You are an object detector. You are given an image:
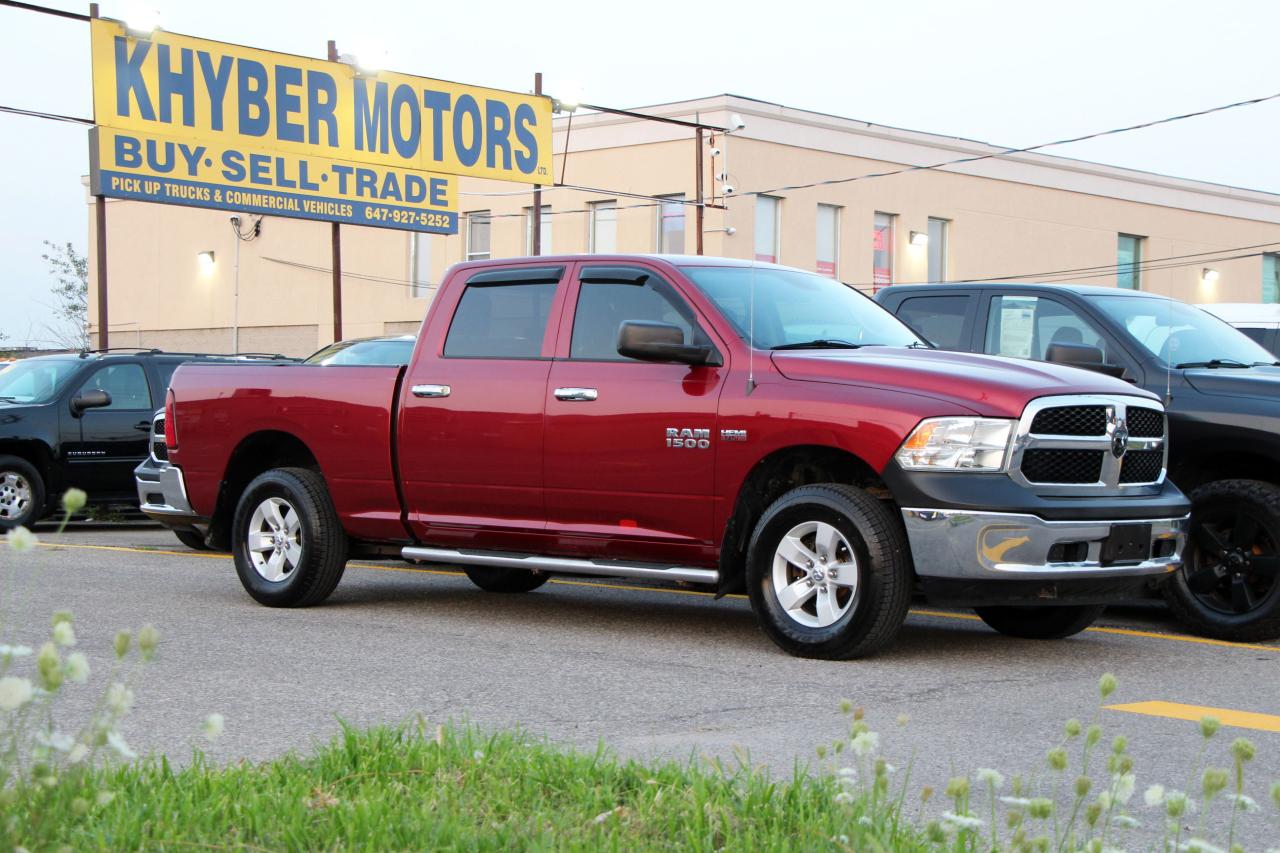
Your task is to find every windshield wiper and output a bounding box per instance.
[771,339,868,351]
[0,396,17,402]
[1173,358,1253,369]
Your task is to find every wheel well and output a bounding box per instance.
[0,441,54,502]
[718,445,889,594]
[208,431,319,550]
[1172,451,1280,493]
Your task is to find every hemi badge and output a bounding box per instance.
[721,429,748,442]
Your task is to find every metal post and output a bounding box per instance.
[232,224,241,354]
[531,72,542,257]
[328,39,343,342]
[89,3,107,349]
[695,127,705,256]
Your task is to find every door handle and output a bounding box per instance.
[554,387,598,402]
[134,422,152,432]
[411,384,451,398]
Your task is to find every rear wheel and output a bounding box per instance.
[0,456,43,531]
[1163,479,1280,641]
[746,483,912,660]
[232,468,348,607]
[974,604,1104,639]
[463,566,549,593]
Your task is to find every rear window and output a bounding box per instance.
[896,295,970,350]
[443,282,558,359]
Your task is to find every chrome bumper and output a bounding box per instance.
[901,508,1187,581]
[136,463,203,526]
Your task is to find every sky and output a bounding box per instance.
[2,0,1279,343]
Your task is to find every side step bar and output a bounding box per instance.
[400,546,719,586]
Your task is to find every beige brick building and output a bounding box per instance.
[86,94,1280,356]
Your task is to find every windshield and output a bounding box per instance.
[1088,295,1276,368]
[0,358,81,404]
[304,338,415,366]
[680,266,922,350]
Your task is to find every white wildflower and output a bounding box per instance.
[1097,791,1113,809]
[65,652,90,683]
[1226,793,1260,813]
[857,816,872,827]
[35,730,75,752]
[849,730,880,757]
[837,766,857,778]
[1114,772,1136,804]
[1114,815,1141,828]
[976,768,1005,790]
[67,743,89,764]
[834,791,855,804]
[472,750,484,761]
[200,713,225,742]
[95,791,114,807]
[999,796,1031,808]
[52,621,76,647]
[0,644,32,659]
[6,526,37,552]
[941,811,985,832]
[106,731,137,760]
[105,682,134,715]
[0,676,34,710]
[1143,784,1165,807]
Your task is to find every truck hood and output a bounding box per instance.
[1183,365,1280,401]
[770,347,1157,418]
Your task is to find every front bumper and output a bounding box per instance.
[135,458,206,530]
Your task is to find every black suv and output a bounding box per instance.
[0,349,290,529]
[876,282,1280,641]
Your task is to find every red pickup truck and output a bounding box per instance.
[144,256,1189,659]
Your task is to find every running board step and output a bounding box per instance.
[400,546,719,586]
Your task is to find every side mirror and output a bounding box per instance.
[70,389,112,416]
[617,321,719,366]
[1045,342,1126,379]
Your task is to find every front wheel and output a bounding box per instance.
[974,604,1104,639]
[746,483,912,660]
[0,455,43,531]
[1162,479,1280,641]
[232,467,348,607]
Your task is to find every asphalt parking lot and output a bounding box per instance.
[14,522,1280,846]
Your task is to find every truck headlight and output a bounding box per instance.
[895,417,1014,472]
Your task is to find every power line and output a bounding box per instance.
[955,240,1280,285]
[0,104,92,125]
[0,1,90,22]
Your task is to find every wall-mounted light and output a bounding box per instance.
[910,231,929,247]
[703,226,737,235]
[197,251,216,275]
[337,52,381,78]
[1201,268,1220,283]
[728,113,746,132]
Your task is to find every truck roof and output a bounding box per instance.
[881,282,1154,298]
[450,254,795,272]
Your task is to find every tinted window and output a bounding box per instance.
[443,282,557,358]
[570,277,697,361]
[897,295,970,350]
[305,339,415,366]
[77,364,151,410]
[0,358,80,404]
[154,360,181,395]
[1238,327,1268,346]
[984,295,1107,361]
[1088,294,1275,367]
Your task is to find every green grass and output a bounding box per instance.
[1,723,931,852]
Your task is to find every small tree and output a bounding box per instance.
[40,240,89,351]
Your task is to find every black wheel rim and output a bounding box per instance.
[1184,508,1280,616]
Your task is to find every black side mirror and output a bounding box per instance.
[70,389,112,416]
[1045,342,1126,379]
[617,321,719,366]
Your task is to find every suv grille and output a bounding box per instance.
[1030,405,1107,436]
[1126,407,1164,438]
[151,416,168,462]
[1021,449,1104,484]
[1120,450,1163,484]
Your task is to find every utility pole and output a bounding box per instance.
[530,72,543,257]
[327,39,343,342]
[695,125,705,256]
[90,2,108,348]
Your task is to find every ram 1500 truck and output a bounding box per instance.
[144,257,1189,659]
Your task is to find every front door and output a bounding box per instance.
[397,264,568,551]
[543,264,728,564]
[62,362,154,498]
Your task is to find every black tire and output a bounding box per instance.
[463,566,549,593]
[231,467,348,607]
[0,455,44,531]
[746,483,912,660]
[974,604,1104,639]
[1162,479,1280,642]
[173,529,211,551]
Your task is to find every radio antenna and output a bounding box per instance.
[747,262,757,395]
[1164,292,1174,405]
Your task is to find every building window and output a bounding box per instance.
[873,212,895,288]
[410,233,432,298]
[1118,233,1143,290]
[657,194,685,254]
[815,204,840,277]
[524,205,552,256]
[589,200,616,253]
[927,217,949,283]
[1264,253,1279,304]
[466,211,491,261]
[754,196,780,263]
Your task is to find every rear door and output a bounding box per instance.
[62,361,155,497]
[397,264,568,549]
[542,263,729,563]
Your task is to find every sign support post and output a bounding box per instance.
[531,72,542,256]
[89,2,108,349]
[327,39,343,343]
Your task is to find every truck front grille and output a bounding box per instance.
[1029,405,1107,436]
[151,415,168,462]
[1126,407,1164,438]
[1119,450,1163,484]
[1021,449,1104,484]
[1013,396,1167,493]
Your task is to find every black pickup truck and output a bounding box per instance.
[0,349,290,529]
[876,282,1280,641]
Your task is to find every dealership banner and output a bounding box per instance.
[89,19,554,233]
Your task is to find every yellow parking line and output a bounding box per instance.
[1106,701,1280,733]
[33,540,1280,653]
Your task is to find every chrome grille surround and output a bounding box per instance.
[149,411,168,464]
[1010,395,1166,494]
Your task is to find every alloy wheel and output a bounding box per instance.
[0,472,32,523]
[770,520,859,628]
[1184,510,1280,615]
[246,496,303,582]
